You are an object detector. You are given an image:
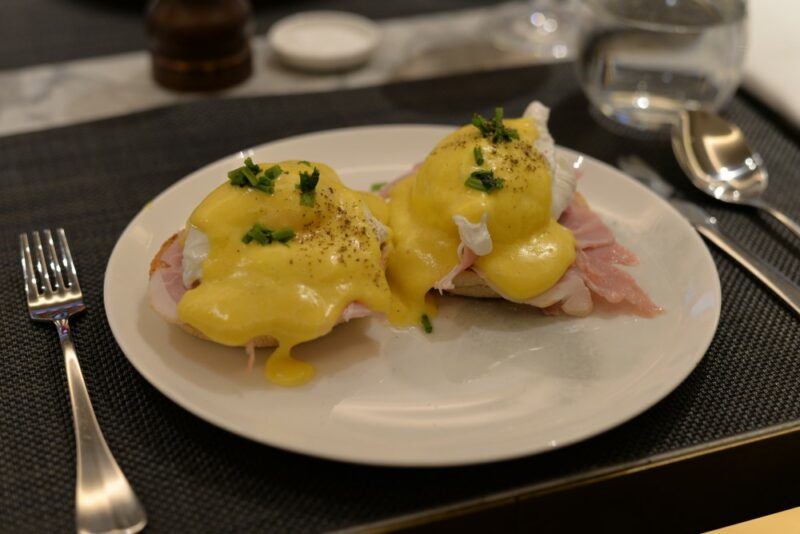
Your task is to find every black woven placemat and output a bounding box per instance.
[0,0,498,70]
[1,63,798,532]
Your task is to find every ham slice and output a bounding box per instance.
[524,266,593,316]
[575,248,661,316]
[559,194,639,266]
[559,194,616,249]
[463,194,660,317]
[148,232,187,324]
[554,194,660,317]
[583,242,638,267]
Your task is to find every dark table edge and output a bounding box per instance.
[342,419,800,532]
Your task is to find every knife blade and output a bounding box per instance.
[618,156,800,316]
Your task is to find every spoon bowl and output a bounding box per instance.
[671,109,800,239]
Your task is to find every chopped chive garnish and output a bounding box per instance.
[262,165,283,181]
[299,160,312,167]
[297,167,320,206]
[242,223,272,245]
[421,314,433,334]
[299,168,320,191]
[243,157,260,174]
[253,179,275,194]
[473,146,484,165]
[471,107,519,143]
[229,162,283,194]
[242,223,294,245]
[271,227,295,244]
[465,169,504,193]
[370,181,387,192]
[464,176,486,190]
[241,166,259,186]
[228,168,247,186]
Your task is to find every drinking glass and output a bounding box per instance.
[576,0,747,131]
[490,0,579,60]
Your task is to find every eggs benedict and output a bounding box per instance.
[384,101,659,329]
[148,160,392,386]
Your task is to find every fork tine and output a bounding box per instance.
[19,234,40,301]
[56,228,81,292]
[43,229,66,292]
[31,231,53,297]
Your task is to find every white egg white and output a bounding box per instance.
[453,213,492,256]
[182,226,210,288]
[522,100,577,218]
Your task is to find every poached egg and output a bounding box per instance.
[385,102,577,326]
[176,161,392,386]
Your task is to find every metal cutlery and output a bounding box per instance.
[671,109,800,240]
[19,229,147,534]
[618,156,800,316]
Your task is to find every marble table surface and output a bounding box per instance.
[0,2,560,138]
[0,1,792,139]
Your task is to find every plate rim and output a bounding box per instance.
[104,124,721,466]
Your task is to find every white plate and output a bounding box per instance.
[104,125,720,467]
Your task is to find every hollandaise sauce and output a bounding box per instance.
[386,115,576,325]
[177,161,392,386]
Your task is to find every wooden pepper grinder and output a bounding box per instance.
[147,0,253,91]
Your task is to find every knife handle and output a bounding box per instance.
[695,225,800,316]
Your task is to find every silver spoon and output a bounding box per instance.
[671,109,800,240]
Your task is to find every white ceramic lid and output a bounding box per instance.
[267,11,380,72]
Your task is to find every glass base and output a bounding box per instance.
[584,89,702,136]
[587,105,673,140]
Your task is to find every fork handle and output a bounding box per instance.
[55,318,147,534]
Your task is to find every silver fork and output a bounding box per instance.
[20,229,147,534]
